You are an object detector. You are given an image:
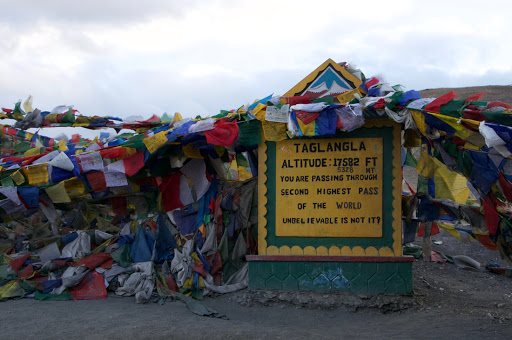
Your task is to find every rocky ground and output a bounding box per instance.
[1,230,511,339]
[419,85,512,103]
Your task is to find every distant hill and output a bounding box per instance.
[419,85,512,104]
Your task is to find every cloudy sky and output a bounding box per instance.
[1,0,511,125]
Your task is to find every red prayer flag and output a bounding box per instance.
[424,91,458,113]
[86,171,107,192]
[100,147,127,159]
[487,101,512,110]
[70,271,107,300]
[204,119,239,146]
[110,196,127,217]
[483,196,500,236]
[18,264,34,278]
[159,172,182,212]
[417,222,440,237]
[167,274,179,292]
[74,253,112,270]
[286,95,311,105]
[71,134,80,143]
[476,234,498,250]
[294,111,320,125]
[365,77,379,89]
[9,253,31,272]
[464,93,486,103]
[123,151,145,177]
[498,173,512,202]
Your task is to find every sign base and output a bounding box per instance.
[247,255,413,294]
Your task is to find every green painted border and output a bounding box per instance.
[264,126,395,249]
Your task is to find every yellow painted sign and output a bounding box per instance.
[275,138,383,238]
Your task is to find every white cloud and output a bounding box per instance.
[0,0,511,121]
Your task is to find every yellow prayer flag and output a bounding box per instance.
[45,113,59,123]
[84,210,98,224]
[463,142,480,151]
[336,88,365,104]
[433,158,470,204]
[44,181,71,203]
[416,150,437,178]
[23,96,33,113]
[428,113,472,140]
[262,121,287,142]
[131,183,140,193]
[437,222,462,241]
[214,145,226,158]
[183,144,203,159]
[24,147,42,157]
[252,103,266,116]
[403,129,422,148]
[64,178,86,198]
[23,164,49,186]
[296,119,316,136]
[255,109,266,122]
[124,147,137,158]
[172,112,183,126]
[0,280,24,299]
[74,116,91,126]
[58,139,67,151]
[228,159,239,180]
[10,170,26,185]
[238,168,252,181]
[410,110,428,136]
[460,118,480,130]
[143,131,168,154]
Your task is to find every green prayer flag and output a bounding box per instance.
[404,149,418,168]
[238,119,262,146]
[417,175,429,194]
[14,141,30,153]
[439,100,466,118]
[1,176,14,187]
[35,291,72,301]
[111,243,132,268]
[311,97,335,105]
[62,109,76,123]
[483,111,512,125]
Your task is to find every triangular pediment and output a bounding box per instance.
[284,59,362,98]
